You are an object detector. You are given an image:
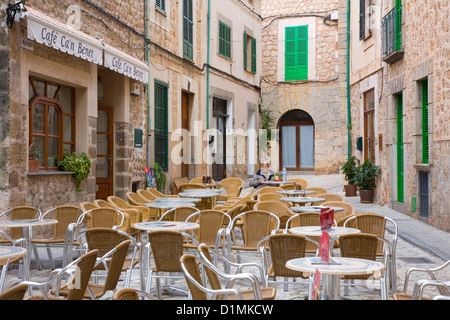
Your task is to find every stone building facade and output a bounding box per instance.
[260,0,349,174]
[349,0,450,231]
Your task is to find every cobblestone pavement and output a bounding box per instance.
[3,174,449,300]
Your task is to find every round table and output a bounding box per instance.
[280,196,326,206]
[285,257,386,300]
[133,221,200,232]
[0,246,27,261]
[155,197,201,203]
[289,226,360,237]
[290,205,345,213]
[277,190,316,197]
[145,202,196,209]
[178,190,221,209]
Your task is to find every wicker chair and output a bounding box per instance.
[24,249,99,300]
[254,201,295,230]
[108,195,156,222]
[137,189,157,201]
[184,210,231,251]
[258,233,313,292]
[181,253,276,300]
[78,207,125,231]
[312,193,345,205]
[0,283,28,300]
[321,201,356,227]
[225,210,280,263]
[258,186,283,195]
[190,177,216,184]
[339,233,389,299]
[158,206,200,222]
[179,183,209,192]
[56,240,131,300]
[393,260,450,300]
[285,212,323,254]
[218,177,244,201]
[31,205,84,269]
[77,227,141,289]
[125,192,151,206]
[145,230,198,299]
[79,202,98,212]
[258,193,284,202]
[112,288,157,300]
[93,200,138,235]
[146,188,180,198]
[288,178,308,190]
[305,187,328,195]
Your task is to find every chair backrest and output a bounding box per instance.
[0,206,41,239]
[258,193,283,202]
[321,201,356,226]
[42,206,83,241]
[65,249,99,300]
[258,186,283,195]
[196,246,223,292]
[179,183,208,192]
[0,283,28,300]
[339,233,378,261]
[187,210,231,245]
[94,199,114,208]
[344,213,387,254]
[160,207,199,222]
[84,227,122,256]
[254,201,294,228]
[147,231,184,273]
[81,208,124,229]
[112,288,140,300]
[287,178,308,190]
[125,192,148,206]
[100,240,131,293]
[284,213,321,253]
[173,177,190,195]
[233,210,280,248]
[268,234,307,278]
[79,202,98,212]
[107,196,129,209]
[316,193,345,202]
[190,177,216,184]
[180,254,209,300]
[137,189,156,201]
[223,204,244,221]
[220,178,243,197]
[305,187,328,195]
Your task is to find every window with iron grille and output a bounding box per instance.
[285,25,308,81]
[382,0,403,63]
[183,0,194,60]
[219,21,231,59]
[156,0,165,13]
[154,81,168,171]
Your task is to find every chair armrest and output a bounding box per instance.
[412,279,450,300]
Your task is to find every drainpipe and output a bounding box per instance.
[206,0,211,130]
[346,0,352,158]
[146,0,152,167]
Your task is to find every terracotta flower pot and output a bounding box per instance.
[359,189,375,203]
[344,184,357,197]
[28,159,40,172]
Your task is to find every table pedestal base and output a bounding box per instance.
[321,274,341,300]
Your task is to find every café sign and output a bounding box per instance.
[104,45,149,84]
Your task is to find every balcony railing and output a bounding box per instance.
[382,6,404,64]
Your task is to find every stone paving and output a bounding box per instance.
[3,174,449,300]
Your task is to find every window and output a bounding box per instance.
[29,77,75,170]
[359,0,373,40]
[421,79,429,164]
[397,93,404,203]
[285,25,308,81]
[155,0,166,13]
[364,89,375,163]
[243,31,256,73]
[219,21,231,59]
[183,0,193,60]
[154,81,168,172]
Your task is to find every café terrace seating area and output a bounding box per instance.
[0,176,448,301]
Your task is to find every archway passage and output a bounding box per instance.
[279,109,315,171]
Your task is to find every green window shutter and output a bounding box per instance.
[422,79,429,164]
[285,26,308,81]
[219,21,231,58]
[359,0,366,40]
[397,93,404,203]
[183,0,194,60]
[243,31,247,69]
[251,37,257,73]
[156,0,165,13]
[395,1,402,50]
[154,82,168,171]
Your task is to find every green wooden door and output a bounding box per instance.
[397,93,404,203]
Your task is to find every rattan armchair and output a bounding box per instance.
[258,186,283,195]
[147,188,180,198]
[145,230,199,299]
[112,288,157,300]
[305,187,328,195]
[254,201,295,230]
[225,210,280,263]
[288,178,308,190]
[78,207,125,231]
[93,200,138,234]
[258,193,284,202]
[284,213,324,255]
[31,206,83,269]
[322,201,356,227]
[23,249,99,300]
[190,177,216,184]
[181,253,276,300]
[312,193,345,205]
[108,195,156,222]
[179,183,209,192]
[137,188,157,201]
[393,260,450,300]
[339,233,390,299]
[257,233,314,292]
[218,177,244,201]
[125,192,151,206]
[57,240,131,300]
[0,283,28,300]
[158,206,200,222]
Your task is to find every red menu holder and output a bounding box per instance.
[320,207,334,230]
[312,269,321,300]
[319,231,330,263]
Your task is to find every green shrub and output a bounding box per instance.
[58,151,91,192]
[355,159,381,190]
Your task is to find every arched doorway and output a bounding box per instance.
[279,109,315,171]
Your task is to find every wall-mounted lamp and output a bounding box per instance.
[130,82,140,97]
[6,0,26,29]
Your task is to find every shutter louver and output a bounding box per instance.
[154,82,168,171]
[397,93,404,203]
[243,31,247,69]
[359,0,366,40]
[251,37,257,73]
[285,26,308,81]
[422,79,429,164]
[183,0,193,60]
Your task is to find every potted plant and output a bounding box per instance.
[341,156,358,196]
[58,151,91,192]
[153,163,166,193]
[355,159,381,203]
[28,144,41,172]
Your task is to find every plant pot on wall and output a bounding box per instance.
[28,159,40,172]
[359,189,375,203]
[344,184,357,197]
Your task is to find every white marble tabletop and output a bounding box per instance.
[280,197,326,204]
[277,190,316,196]
[0,219,58,228]
[155,197,201,203]
[0,246,27,260]
[178,190,221,198]
[145,202,196,209]
[290,205,345,213]
[133,221,200,232]
[288,226,360,237]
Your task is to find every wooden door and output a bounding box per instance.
[96,107,114,200]
[181,92,190,178]
[279,123,314,171]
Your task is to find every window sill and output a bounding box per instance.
[413,163,432,172]
[28,171,75,176]
[218,53,232,62]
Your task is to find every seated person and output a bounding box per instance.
[249,161,276,190]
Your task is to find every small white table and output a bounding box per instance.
[155,197,201,203]
[290,205,345,213]
[289,226,360,238]
[286,257,386,300]
[277,190,316,197]
[281,196,326,206]
[178,190,221,209]
[0,246,29,294]
[133,221,200,233]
